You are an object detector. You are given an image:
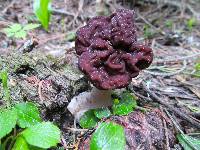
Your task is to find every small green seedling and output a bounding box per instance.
[2,23,40,39]
[165,20,173,29]
[0,69,10,107]
[143,24,154,39]
[187,18,197,31]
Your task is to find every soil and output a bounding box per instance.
[0,0,200,149]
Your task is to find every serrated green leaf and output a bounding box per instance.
[79,110,99,129]
[3,28,13,34]
[3,28,15,38]
[33,0,51,30]
[14,30,27,39]
[15,102,42,128]
[177,133,200,150]
[112,92,137,115]
[2,24,22,38]
[8,24,22,33]
[23,23,40,31]
[90,122,125,150]
[12,136,29,150]
[22,122,60,148]
[94,108,111,119]
[7,32,15,37]
[0,108,17,139]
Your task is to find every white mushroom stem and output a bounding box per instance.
[67,87,112,120]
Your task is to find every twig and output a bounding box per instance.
[65,127,88,132]
[164,108,184,134]
[160,106,170,150]
[38,34,66,46]
[38,80,45,102]
[61,135,68,150]
[51,8,75,17]
[67,0,84,27]
[176,76,200,88]
[161,0,200,19]
[154,52,200,64]
[2,0,17,14]
[191,112,200,118]
[144,60,187,76]
[0,21,11,28]
[142,81,200,129]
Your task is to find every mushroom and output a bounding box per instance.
[67,9,153,120]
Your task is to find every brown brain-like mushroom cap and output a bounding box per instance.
[75,9,153,90]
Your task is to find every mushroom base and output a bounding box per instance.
[67,87,112,120]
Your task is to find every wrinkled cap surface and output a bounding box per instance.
[75,9,153,90]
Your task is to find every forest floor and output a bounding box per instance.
[0,0,200,149]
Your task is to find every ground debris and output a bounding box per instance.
[79,109,176,150]
[0,49,90,122]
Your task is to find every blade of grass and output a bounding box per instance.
[1,69,11,107]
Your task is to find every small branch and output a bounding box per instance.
[61,135,68,150]
[164,108,184,134]
[2,0,17,14]
[65,127,88,132]
[51,8,75,17]
[144,60,187,76]
[160,106,170,150]
[154,52,200,64]
[190,112,200,118]
[142,81,200,129]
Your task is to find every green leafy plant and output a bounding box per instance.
[2,23,40,39]
[79,92,138,149]
[177,133,200,150]
[90,122,126,150]
[79,107,111,129]
[79,92,137,129]
[33,0,51,31]
[0,102,61,150]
